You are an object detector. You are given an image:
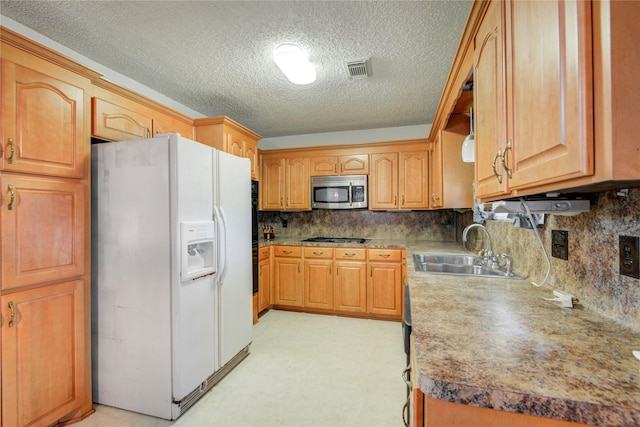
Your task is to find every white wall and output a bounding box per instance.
[258,124,432,150]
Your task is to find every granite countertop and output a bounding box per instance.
[405,243,640,426]
[259,237,640,425]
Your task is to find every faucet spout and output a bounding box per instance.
[462,223,492,254]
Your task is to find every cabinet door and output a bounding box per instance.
[339,154,369,175]
[474,0,510,199]
[225,133,245,158]
[334,261,367,313]
[399,151,429,209]
[273,257,303,307]
[244,141,259,181]
[367,262,402,317]
[258,258,271,312]
[92,97,153,141]
[310,156,338,176]
[260,158,284,210]
[1,175,85,290]
[304,259,333,309]
[2,279,86,427]
[285,157,310,210]
[369,153,398,210]
[1,60,86,178]
[506,0,593,189]
[152,114,193,139]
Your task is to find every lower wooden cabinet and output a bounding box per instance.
[273,246,303,307]
[1,279,86,427]
[303,247,334,310]
[269,245,403,319]
[258,254,272,313]
[334,248,367,313]
[367,249,403,317]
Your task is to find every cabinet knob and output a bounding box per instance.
[7,138,15,164]
[492,149,503,184]
[8,301,15,328]
[7,184,15,211]
[501,140,513,179]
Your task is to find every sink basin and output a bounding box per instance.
[412,253,523,279]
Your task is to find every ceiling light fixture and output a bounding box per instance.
[273,44,316,85]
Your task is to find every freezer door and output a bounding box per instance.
[214,150,253,368]
[172,136,218,400]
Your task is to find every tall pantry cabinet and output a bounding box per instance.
[0,29,94,426]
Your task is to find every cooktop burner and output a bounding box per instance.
[302,237,370,244]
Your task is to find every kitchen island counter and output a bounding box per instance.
[405,242,640,426]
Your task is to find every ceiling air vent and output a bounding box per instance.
[345,58,370,79]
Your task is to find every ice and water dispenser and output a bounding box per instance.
[180,221,216,282]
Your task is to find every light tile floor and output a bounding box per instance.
[76,310,406,427]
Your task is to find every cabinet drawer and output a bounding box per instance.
[303,247,334,259]
[368,249,402,262]
[274,246,303,258]
[259,246,271,261]
[335,248,366,261]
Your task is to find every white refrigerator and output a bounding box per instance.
[91,133,253,420]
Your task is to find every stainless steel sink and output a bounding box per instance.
[412,253,523,279]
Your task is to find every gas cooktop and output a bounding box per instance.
[302,237,370,244]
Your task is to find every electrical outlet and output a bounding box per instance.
[551,230,568,260]
[282,219,288,228]
[619,235,639,279]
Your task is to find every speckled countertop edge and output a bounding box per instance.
[405,245,640,426]
[259,237,640,426]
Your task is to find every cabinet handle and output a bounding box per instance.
[370,266,373,277]
[335,164,337,173]
[283,250,293,254]
[394,195,397,206]
[298,262,300,273]
[492,149,503,184]
[336,266,339,276]
[501,140,513,179]
[344,253,356,257]
[7,138,15,164]
[8,301,15,328]
[402,195,405,206]
[286,196,289,207]
[378,253,391,258]
[7,184,15,210]
[313,251,324,256]
[431,192,440,205]
[280,197,283,208]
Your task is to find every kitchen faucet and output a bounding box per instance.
[462,223,493,256]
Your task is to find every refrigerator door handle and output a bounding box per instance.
[217,206,229,285]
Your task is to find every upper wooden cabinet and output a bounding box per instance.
[309,154,369,176]
[260,156,310,211]
[91,88,194,143]
[369,153,398,210]
[194,116,261,180]
[504,0,593,190]
[92,97,153,141]
[370,150,430,210]
[1,58,87,179]
[431,115,474,209]
[399,151,430,210]
[475,0,594,199]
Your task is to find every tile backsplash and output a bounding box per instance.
[258,209,458,241]
[482,189,640,332]
[259,188,639,331]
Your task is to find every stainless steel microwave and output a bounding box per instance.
[311,175,367,209]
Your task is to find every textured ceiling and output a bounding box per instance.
[0,1,472,138]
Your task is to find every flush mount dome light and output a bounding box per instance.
[273,44,316,85]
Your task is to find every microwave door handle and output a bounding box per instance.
[349,182,353,207]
